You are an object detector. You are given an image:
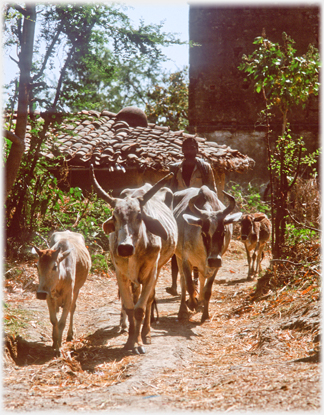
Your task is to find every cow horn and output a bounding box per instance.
[139,172,174,206]
[188,194,205,219]
[221,191,236,217]
[90,164,117,207]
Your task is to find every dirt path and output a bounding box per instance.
[3,241,321,412]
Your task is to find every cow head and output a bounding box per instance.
[90,165,173,257]
[32,246,72,299]
[240,213,267,241]
[183,190,242,268]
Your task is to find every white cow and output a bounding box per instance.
[173,186,242,323]
[91,166,177,354]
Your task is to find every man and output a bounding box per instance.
[167,136,217,296]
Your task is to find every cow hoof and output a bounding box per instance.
[166,287,178,296]
[186,299,198,312]
[134,345,146,355]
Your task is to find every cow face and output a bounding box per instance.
[32,247,72,299]
[183,211,241,268]
[240,213,267,241]
[103,197,167,258]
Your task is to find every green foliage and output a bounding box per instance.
[5,116,112,274]
[3,3,185,113]
[239,33,320,118]
[227,181,270,215]
[238,33,320,258]
[285,224,317,245]
[145,68,189,131]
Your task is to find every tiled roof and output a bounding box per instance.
[5,108,255,174]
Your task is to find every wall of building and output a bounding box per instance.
[188,5,320,187]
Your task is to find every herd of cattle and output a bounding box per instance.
[32,169,271,355]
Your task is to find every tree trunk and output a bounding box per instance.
[5,4,36,200]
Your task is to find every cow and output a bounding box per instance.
[32,231,91,353]
[173,186,242,323]
[240,213,271,279]
[90,165,177,354]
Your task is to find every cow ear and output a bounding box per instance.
[224,212,242,225]
[143,216,168,240]
[58,248,72,263]
[183,214,203,227]
[253,213,267,222]
[32,246,41,256]
[103,217,115,234]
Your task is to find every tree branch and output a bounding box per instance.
[32,22,64,83]
[12,5,28,16]
[286,209,321,233]
[3,130,25,150]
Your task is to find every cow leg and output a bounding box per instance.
[57,295,72,349]
[177,257,190,320]
[47,297,59,352]
[141,295,154,345]
[66,289,80,342]
[134,271,158,352]
[255,242,265,274]
[166,254,178,296]
[201,270,218,323]
[245,243,253,279]
[124,308,136,350]
[197,272,205,304]
[184,262,198,312]
[119,304,128,333]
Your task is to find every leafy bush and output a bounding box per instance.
[227,181,271,215]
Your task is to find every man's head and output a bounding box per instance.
[182,137,198,161]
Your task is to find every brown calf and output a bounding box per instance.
[240,213,271,279]
[32,231,91,352]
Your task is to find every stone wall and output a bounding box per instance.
[188,5,320,187]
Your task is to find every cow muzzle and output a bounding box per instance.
[118,244,135,257]
[36,291,48,300]
[241,235,247,241]
[208,257,222,268]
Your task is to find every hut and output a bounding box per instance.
[7,106,255,199]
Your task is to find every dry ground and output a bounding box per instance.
[3,240,321,412]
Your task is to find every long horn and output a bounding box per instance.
[188,194,205,219]
[139,172,174,206]
[90,164,117,207]
[222,191,236,217]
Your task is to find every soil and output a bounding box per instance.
[3,240,321,412]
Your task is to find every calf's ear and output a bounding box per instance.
[224,212,242,224]
[183,213,203,227]
[253,213,267,222]
[32,246,41,256]
[103,217,115,234]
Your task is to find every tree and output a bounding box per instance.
[3,3,185,199]
[145,68,189,131]
[239,33,320,259]
[3,4,36,200]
